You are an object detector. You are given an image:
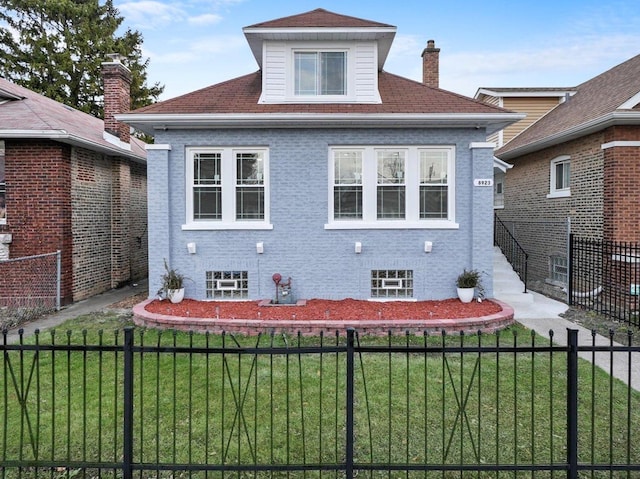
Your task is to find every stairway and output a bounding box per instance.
[493,246,534,305]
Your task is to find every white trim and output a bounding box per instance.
[324,221,459,230]
[493,157,513,172]
[469,142,496,149]
[475,88,576,99]
[146,143,172,150]
[326,145,457,229]
[118,112,526,137]
[182,222,273,231]
[601,141,640,150]
[619,90,640,110]
[102,131,131,151]
[0,129,145,161]
[548,154,571,198]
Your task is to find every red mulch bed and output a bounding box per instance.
[145,298,502,321]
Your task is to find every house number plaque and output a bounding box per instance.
[473,179,493,187]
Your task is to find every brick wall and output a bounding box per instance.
[71,149,149,301]
[602,126,640,242]
[498,132,604,284]
[0,140,74,304]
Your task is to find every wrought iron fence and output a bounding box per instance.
[0,251,61,329]
[2,327,640,478]
[494,213,528,292]
[569,234,640,327]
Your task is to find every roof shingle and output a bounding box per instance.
[245,8,394,29]
[131,70,508,116]
[497,53,640,158]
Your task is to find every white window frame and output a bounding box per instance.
[547,155,571,198]
[184,147,272,230]
[286,43,354,102]
[326,145,458,229]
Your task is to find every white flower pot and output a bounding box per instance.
[456,287,475,303]
[167,288,185,304]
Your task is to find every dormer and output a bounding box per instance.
[243,8,396,105]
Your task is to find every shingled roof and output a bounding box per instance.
[497,53,640,160]
[0,78,146,161]
[131,70,510,116]
[244,8,394,29]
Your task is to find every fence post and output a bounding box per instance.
[56,250,61,311]
[123,327,134,479]
[346,329,355,479]
[567,329,578,479]
[568,235,574,306]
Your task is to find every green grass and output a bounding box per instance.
[2,311,640,479]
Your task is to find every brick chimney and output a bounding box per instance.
[101,54,132,144]
[421,40,440,89]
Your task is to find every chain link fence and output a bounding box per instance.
[0,250,61,329]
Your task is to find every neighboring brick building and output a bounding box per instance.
[0,57,148,304]
[120,8,521,302]
[492,53,640,293]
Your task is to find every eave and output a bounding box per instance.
[0,129,146,163]
[243,27,397,70]
[117,112,525,137]
[498,111,640,161]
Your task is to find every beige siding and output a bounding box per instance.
[503,97,561,143]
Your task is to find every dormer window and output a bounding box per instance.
[294,51,346,96]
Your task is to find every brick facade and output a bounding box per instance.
[101,61,132,143]
[1,139,148,304]
[497,132,605,285]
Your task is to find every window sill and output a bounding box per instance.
[182,222,274,231]
[324,220,459,230]
[546,190,570,199]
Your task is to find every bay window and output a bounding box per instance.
[328,146,456,229]
[185,147,271,230]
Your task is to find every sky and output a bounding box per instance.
[113,0,640,101]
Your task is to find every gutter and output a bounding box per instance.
[498,111,640,160]
[0,129,146,163]
[117,112,525,136]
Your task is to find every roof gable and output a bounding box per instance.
[244,8,394,29]
[497,53,640,159]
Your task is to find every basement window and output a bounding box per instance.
[371,270,414,298]
[549,256,568,286]
[206,271,248,299]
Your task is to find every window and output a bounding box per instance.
[333,150,362,219]
[548,155,570,198]
[549,256,568,285]
[328,146,456,229]
[371,270,413,298]
[185,147,271,230]
[206,271,248,299]
[294,51,346,96]
[377,150,406,219]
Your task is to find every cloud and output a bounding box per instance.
[118,1,186,28]
[188,13,223,26]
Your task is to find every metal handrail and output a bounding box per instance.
[494,213,529,293]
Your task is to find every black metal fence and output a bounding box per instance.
[569,234,640,327]
[2,327,640,478]
[494,214,528,292]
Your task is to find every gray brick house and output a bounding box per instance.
[121,8,521,302]
[493,53,640,293]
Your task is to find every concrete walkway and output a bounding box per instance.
[493,247,640,390]
[3,280,147,345]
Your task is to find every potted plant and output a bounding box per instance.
[456,269,480,303]
[158,259,187,304]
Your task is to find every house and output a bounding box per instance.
[491,53,640,293]
[0,56,148,305]
[474,88,577,209]
[120,8,521,302]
